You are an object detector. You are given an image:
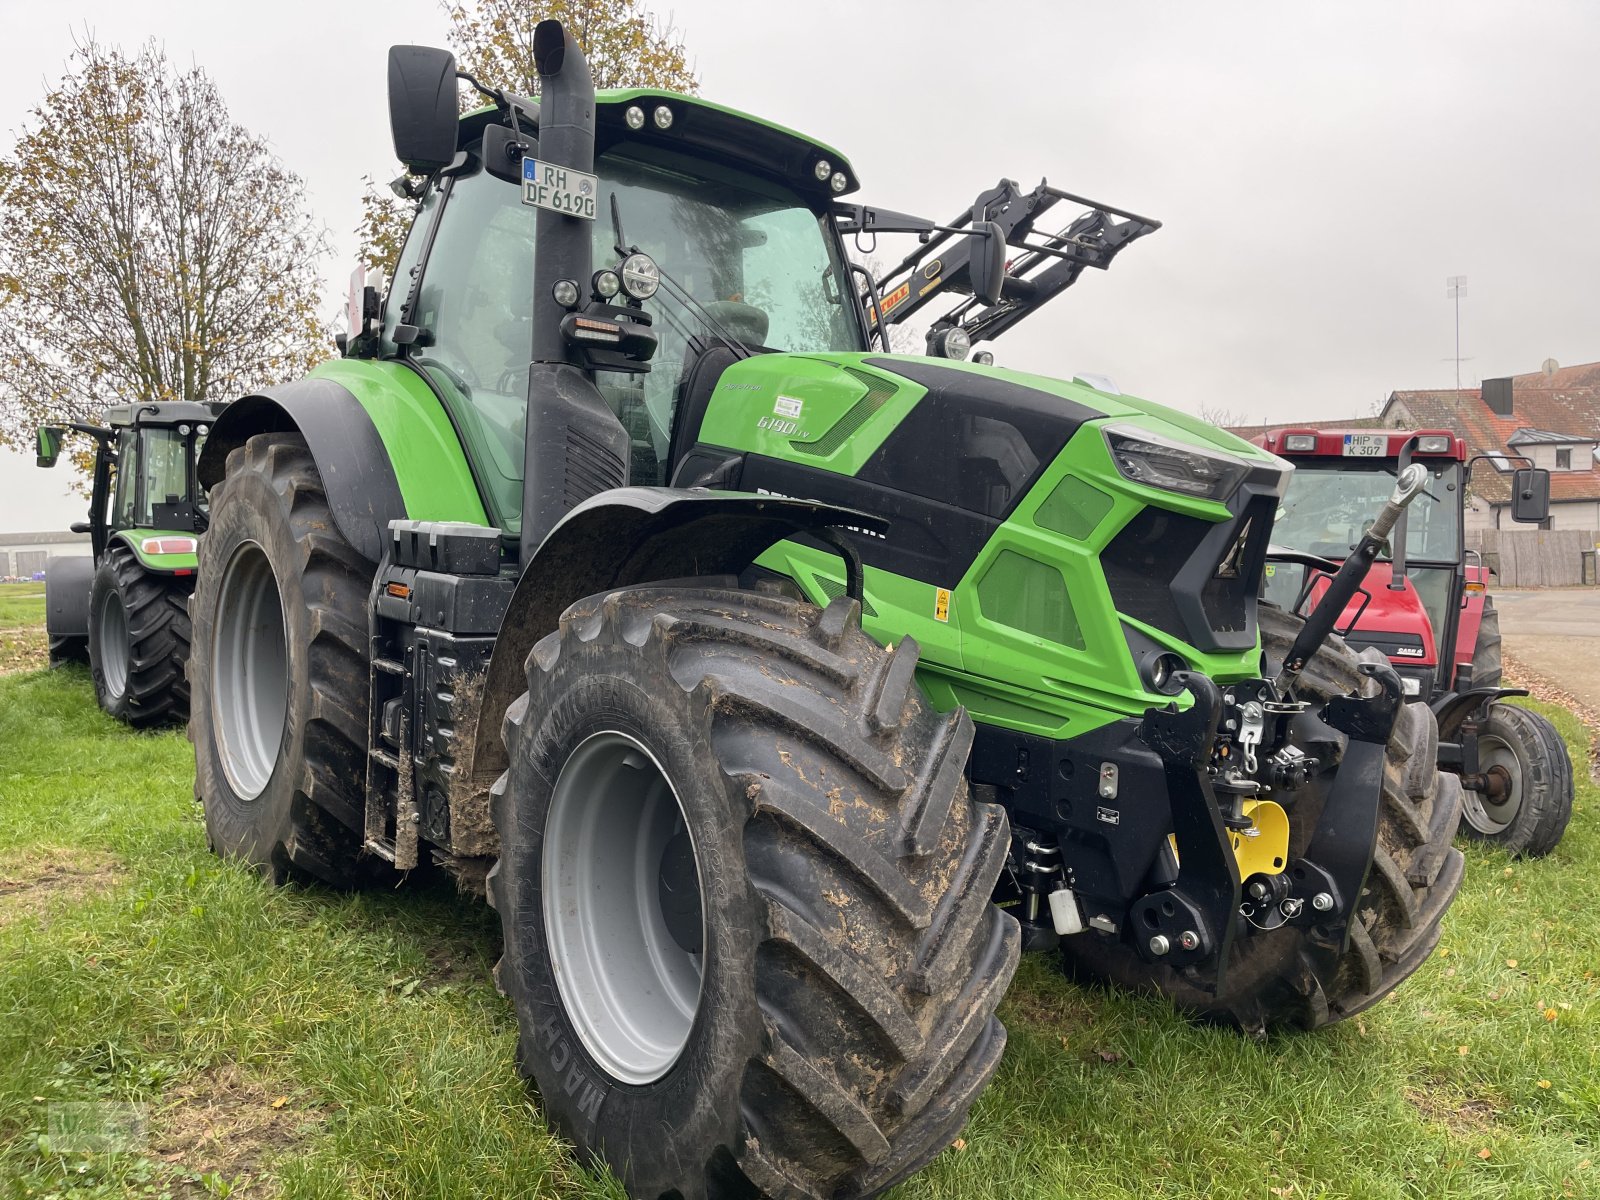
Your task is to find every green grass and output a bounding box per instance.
[0,582,48,674]
[0,672,1594,1199]
[0,581,47,630]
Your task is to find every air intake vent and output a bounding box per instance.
[790,369,897,458]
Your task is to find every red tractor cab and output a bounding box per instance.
[1254,427,1572,856]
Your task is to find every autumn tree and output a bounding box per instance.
[357,0,698,274]
[0,39,329,456]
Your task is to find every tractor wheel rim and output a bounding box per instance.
[211,541,288,801]
[543,730,706,1085]
[1464,731,1522,833]
[95,588,130,700]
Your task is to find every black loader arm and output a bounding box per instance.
[838,178,1161,347]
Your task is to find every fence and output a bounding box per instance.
[1467,528,1600,587]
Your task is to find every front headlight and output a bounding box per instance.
[1103,425,1253,502]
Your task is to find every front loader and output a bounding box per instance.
[187,20,1461,1199]
[34,402,218,724]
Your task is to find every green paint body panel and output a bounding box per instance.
[310,358,490,527]
[111,529,198,574]
[717,354,1282,739]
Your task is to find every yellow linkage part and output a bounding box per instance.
[1231,799,1290,878]
[1168,799,1291,878]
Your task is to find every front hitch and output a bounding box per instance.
[1273,659,1405,968]
[1136,673,1242,993]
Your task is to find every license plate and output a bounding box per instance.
[521,159,597,220]
[1342,433,1387,457]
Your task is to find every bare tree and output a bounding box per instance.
[0,38,329,455]
[1197,403,1253,432]
[357,0,699,275]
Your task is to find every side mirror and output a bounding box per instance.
[968,220,1007,306]
[35,426,64,468]
[1511,467,1550,524]
[481,123,536,185]
[388,45,459,175]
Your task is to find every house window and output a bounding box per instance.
[1557,448,1572,470]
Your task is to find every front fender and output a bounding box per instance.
[469,487,887,777]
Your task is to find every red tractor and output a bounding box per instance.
[1253,428,1573,856]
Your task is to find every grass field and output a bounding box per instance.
[0,667,1594,1199]
[0,582,48,675]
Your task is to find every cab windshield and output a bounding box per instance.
[406,142,863,532]
[1271,459,1462,562]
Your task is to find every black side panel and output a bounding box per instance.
[739,454,997,586]
[197,382,408,564]
[44,554,94,638]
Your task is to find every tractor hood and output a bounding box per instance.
[692,351,1288,504]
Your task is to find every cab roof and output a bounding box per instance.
[460,88,858,202]
[103,401,226,429]
[1253,428,1467,461]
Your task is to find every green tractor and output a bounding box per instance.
[186,21,1461,1199]
[34,403,218,724]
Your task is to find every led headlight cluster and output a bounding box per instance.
[1104,425,1253,503]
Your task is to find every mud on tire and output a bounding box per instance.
[88,544,191,726]
[489,586,1019,1200]
[188,433,374,887]
[1062,606,1464,1034]
[1471,595,1502,689]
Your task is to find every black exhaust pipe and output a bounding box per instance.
[519,19,630,562]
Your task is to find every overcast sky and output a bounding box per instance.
[3,0,1598,532]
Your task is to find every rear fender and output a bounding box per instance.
[109,529,198,574]
[198,383,408,565]
[469,488,888,778]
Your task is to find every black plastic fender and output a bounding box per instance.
[469,487,888,777]
[196,381,407,565]
[44,554,94,638]
[1432,685,1530,741]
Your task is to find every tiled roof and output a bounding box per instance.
[1383,367,1600,503]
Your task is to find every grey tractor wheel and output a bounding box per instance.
[188,433,374,887]
[1061,606,1464,1034]
[1459,702,1573,857]
[489,586,1019,1200]
[1471,596,1502,689]
[87,544,191,726]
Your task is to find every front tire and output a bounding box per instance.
[87,544,191,726]
[188,433,374,886]
[1062,607,1465,1034]
[1459,703,1573,857]
[490,586,1019,1200]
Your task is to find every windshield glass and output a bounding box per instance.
[1271,459,1461,562]
[408,143,861,532]
[595,147,864,482]
[136,428,190,525]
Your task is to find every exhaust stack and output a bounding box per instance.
[519,20,630,563]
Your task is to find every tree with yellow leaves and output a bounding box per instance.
[357,0,698,274]
[0,39,329,457]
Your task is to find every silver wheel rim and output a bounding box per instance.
[95,587,130,700]
[543,731,705,1085]
[211,542,288,801]
[1463,730,1521,834]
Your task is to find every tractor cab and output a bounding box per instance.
[1256,429,1469,697]
[1256,427,1553,700]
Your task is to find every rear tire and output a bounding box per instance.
[188,433,374,887]
[87,544,191,726]
[490,586,1018,1200]
[1061,607,1464,1034]
[1471,596,1502,689]
[1459,703,1573,857]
